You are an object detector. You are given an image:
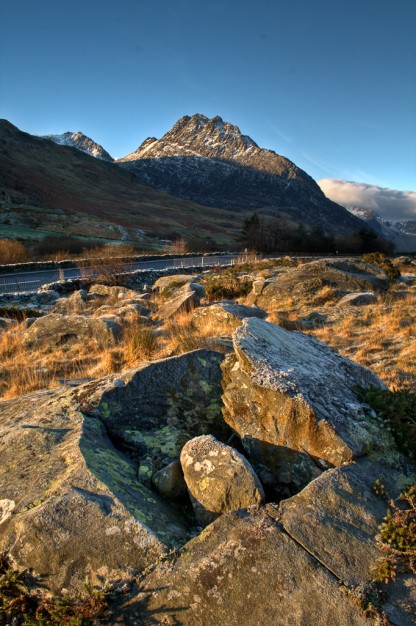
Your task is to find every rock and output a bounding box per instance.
[81,349,227,480]
[251,277,270,295]
[152,461,187,499]
[121,451,415,626]
[253,258,389,310]
[53,289,88,313]
[157,283,202,321]
[34,289,61,305]
[337,292,377,306]
[89,284,137,299]
[180,435,264,525]
[193,301,266,330]
[127,507,370,626]
[279,457,413,585]
[0,387,189,593]
[23,313,122,347]
[222,318,388,495]
[0,317,18,330]
[152,274,199,296]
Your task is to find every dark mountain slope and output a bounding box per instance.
[117,114,364,236]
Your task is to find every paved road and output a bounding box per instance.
[0,255,236,294]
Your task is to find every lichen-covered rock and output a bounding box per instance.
[79,350,227,480]
[152,460,187,499]
[337,292,377,306]
[279,457,413,586]
[222,318,388,495]
[180,435,264,525]
[23,313,122,347]
[193,301,266,330]
[121,452,415,626]
[0,388,189,593]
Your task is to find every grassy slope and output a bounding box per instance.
[0,120,243,244]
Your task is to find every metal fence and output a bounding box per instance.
[0,255,234,294]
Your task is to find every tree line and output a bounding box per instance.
[240,213,394,255]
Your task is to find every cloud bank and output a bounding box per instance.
[318,179,416,221]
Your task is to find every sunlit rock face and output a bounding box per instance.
[221,317,388,497]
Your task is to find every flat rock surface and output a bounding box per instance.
[122,506,370,626]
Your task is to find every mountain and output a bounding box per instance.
[41,131,114,162]
[0,120,242,245]
[346,206,416,252]
[117,114,364,236]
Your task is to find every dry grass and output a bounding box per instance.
[305,290,416,391]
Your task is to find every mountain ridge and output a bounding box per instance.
[41,131,114,162]
[116,113,364,236]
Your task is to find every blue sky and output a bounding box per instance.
[1,0,415,193]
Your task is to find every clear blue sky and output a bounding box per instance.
[1,0,415,191]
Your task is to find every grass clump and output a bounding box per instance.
[203,270,252,302]
[372,485,416,585]
[0,553,112,625]
[359,387,416,460]
[0,306,42,321]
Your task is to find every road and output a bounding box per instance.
[0,255,236,294]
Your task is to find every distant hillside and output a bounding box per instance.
[0,120,242,246]
[117,114,364,236]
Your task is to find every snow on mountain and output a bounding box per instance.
[41,131,113,162]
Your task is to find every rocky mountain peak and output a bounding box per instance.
[41,131,113,162]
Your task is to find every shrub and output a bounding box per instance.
[0,306,42,321]
[372,485,416,584]
[78,245,135,285]
[0,239,29,264]
[203,271,252,302]
[0,552,112,625]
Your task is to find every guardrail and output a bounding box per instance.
[0,255,236,294]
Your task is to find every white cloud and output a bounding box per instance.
[318,179,416,221]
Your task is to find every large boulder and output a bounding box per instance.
[222,318,388,496]
[0,350,226,592]
[23,313,122,347]
[122,453,415,626]
[53,289,88,314]
[252,258,389,310]
[125,507,370,626]
[152,274,200,296]
[180,435,264,525]
[0,388,188,594]
[337,291,377,306]
[193,301,266,331]
[81,350,227,475]
[89,284,138,299]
